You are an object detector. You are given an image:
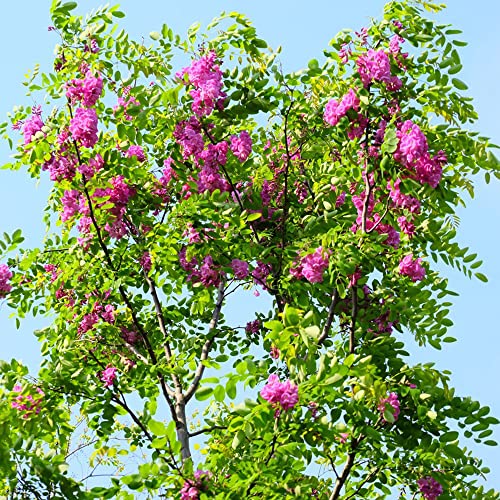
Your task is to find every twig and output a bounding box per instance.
[318,289,339,345]
[184,277,226,402]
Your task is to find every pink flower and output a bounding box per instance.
[69,107,98,148]
[378,392,400,422]
[180,470,211,500]
[388,179,420,213]
[178,51,225,116]
[394,120,428,166]
[199,255,222,288]
[121,327,140,345]
[173,117,204,159]
[324,88,360,126]
[417,476,443,499]
[252,261,272,290]
[100,366,117,387]
[0,264,13,297]
[11,384,44,419]
[230,131,252,162]
[260,374,299,412]
[399,254,425,282]
[231,259,249,279]
[65,71,103,107]
[300,247,330,283]
[397,216,415,236]
[61,189,83,222]
[356,49,392,87]
[140,251,152,273]
[125,145,146,162]
[245,320,260,334]
[22,114,44,144]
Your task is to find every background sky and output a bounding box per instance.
[0,0,499,490]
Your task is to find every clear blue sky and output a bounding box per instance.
[1,0,499,488]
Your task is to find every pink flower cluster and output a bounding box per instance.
[290,247,330,283]
[324,89,360,126]
[174,117,204,159]
[179,248,222,288]
[260,374,299,412]
[0,264,13,297]
[69,107,98,148]
[230,130,252,162]
[45,154,77,182]
[177,51,225,116]
[61,189,88,222]
[65,71,103,108]
[378,392,400,422]
[78,302,115,336]
[180,470,210,500]
[394,120,444,188]
[417,476,443,499]
[399,254,425,282]
[356,48,402,90]
[11,384,44,419]
[388,179,420,213]
[114,86,140,121]
[197,142,230,194]
[92,175,135,239]
[139,251,152,273]
[356,49,391,87]
[231,259,249,279]
[100,366,117,387]
[245,319,260,334]
[22,113,44,145]
[125,145,146,162]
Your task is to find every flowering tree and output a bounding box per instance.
[0,0,499,498]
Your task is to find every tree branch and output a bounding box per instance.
[318,288,339,345]
[329,437,362,500]
[349,286,358,354]
[184,277,226,403]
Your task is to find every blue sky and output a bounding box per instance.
[1,0,499,489]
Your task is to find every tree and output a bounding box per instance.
[0,0,499,498]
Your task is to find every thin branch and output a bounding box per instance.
[188,425,227,438]
[366,193,391,234]
[349,286,358,354]
[184,277,226,402]
[329,437,362,500]
[65,438,99,460]
[344,466,381,500]
[318,289,339,345]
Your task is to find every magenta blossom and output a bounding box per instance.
[11,384,44,419]
[231,259,249,279]
[180,470,211,500]
[230,130,252,162]
[0,264,13,297]
[378,392,400,422]
[356,49,392,87]
[22,114,44,144]
[294,247,330,283]
[399,254,425,282]
[125,145,146,162]
[260,374,299,413]
[69,107,98,148]
[417,476,443,499]
[100,366,117,387]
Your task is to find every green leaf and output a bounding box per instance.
[148,420,167,436]
[149,31,161,41]
[475,272,488,283]
[195,386,213,401]
[452,78,468,90]
[440,431,459,443]
[214,385,225,402]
